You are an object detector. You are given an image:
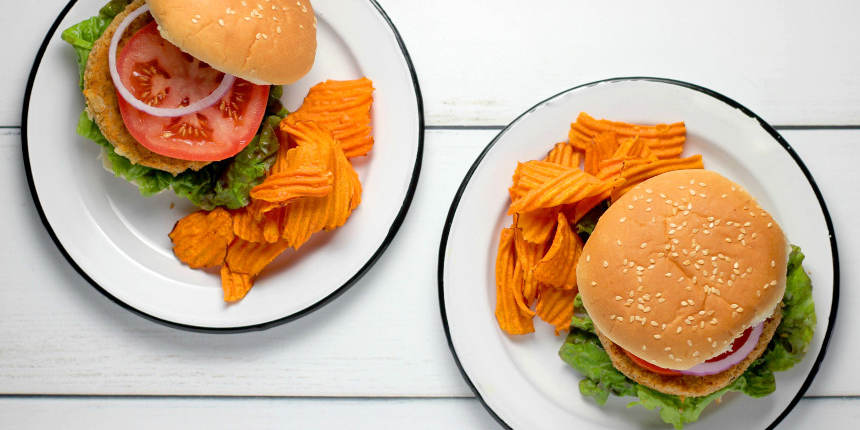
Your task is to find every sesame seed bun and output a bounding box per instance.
[147,0,317,85]
[576,169,787,370]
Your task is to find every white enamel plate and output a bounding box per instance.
[23,0,423,330]
[439,78,837,429]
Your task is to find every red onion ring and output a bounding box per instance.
[107,5,236,117]
[677,322,764,376]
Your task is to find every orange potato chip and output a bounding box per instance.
[279,141,361,248]
[516,207,559,244]
[232,206,266,243]
[535,284,578,335]
[221,265,254,303]
[495,228,535,335]
[514,227,547,306]
[169,208,234,269]
[533,213,583,289]
[544,142,582,168]
[286,78,375,158]
[570,112,686,159]
[584,132,619,175]
[611,154,704,200]
[251,121,337,205]
[509,166,613,214]
[225,238,291,277]
[509,161,570,202]
[250,168,334,203]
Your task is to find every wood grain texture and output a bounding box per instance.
[0,397,858,429]
[5,0,860,126]
[2,129,857,397]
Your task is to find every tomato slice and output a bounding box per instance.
[705,326,753,363]
[116,21,269,162]
[621,326,754,375]
[622,349,682,376]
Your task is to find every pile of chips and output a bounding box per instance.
[495,112,704,335]
[169,78,374,302]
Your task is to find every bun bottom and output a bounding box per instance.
[597,306,782,397]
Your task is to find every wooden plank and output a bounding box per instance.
[0,129,857,397]
[0,396,857,429]
[4,0,860,127]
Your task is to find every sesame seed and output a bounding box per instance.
[654,334,662,339]
[650,321,658,327]
[658,298,666,303]
[767,222,773,228]
[585,255,591,262]
[737,307,744,313]
[191,18,198,23]
[646,189,653,193]
[770,280,777,286]
[616,240,622,246]
[687,340,693,346]
[591,281,597,286]
[627,204,634,210]
[676,326,682,333]
[619,217,626,223]
[665,347,672,351]
[603,260,609,268]
[642,345,647,351]
[218,19,225,26]
[615,295,622,301]
[665,272,672,278]
[640,242,647,249]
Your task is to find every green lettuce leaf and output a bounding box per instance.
[63,1,287,209]
[559,246,816,428]
[574,200,609,240]
[61,0,130,88]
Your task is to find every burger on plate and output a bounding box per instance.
[562,169,816,428]
[62,0,316,209]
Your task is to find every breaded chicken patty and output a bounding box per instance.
[596,306,782,397]
[83,0,209,175]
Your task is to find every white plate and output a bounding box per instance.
[439,78,838,429]
[22,0,423,330]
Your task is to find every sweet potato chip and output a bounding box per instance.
[509,166,613,214]
[535,284,578,335]
[221,265,254,303]
[544,142,582,168]
[169,208,234,269]
[251,121,337,205]
[279,141,361,248]
[250,168,334,203]
[611,154,704,199]
[516,207,559,244]
[583,132,619,175]
[286,78,375,158]
[232,206,266,243]
[509,161,570,202]
[533,213,582,289]
[570,112,686,159]
[514,227,547,306]
[495,228,535,335]
[225,238,291,277]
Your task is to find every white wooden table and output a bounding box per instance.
[2,1,859,428]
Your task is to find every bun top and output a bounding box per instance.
[147,0,316,85]
[576,169,787,370]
